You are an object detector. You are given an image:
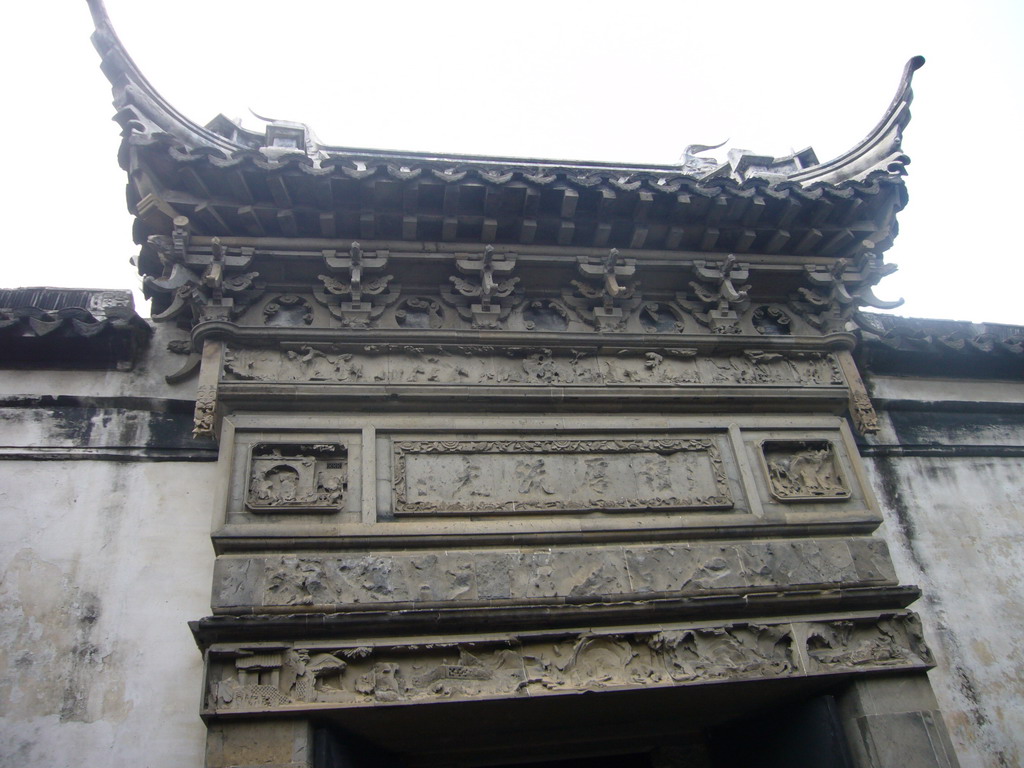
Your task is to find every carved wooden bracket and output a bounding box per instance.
[145,217,263,328]
[564,249,641,331]
[677,255,751,334]
[790,249,903,334]
[440,246,523,328]
[313,242,399,328]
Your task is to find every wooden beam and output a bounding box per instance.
[809,199,835,227]
[742,195,766,226]
[629,224,649,249]
[402,215,418,240]
[700,227,720,250]
[672,193,692,219]
[227,170,254,204]
[734,228,757,252]
[633,191,654,222]
[777,197,801,229]
[319,212,336,238]
[314,178,334,210]
[192,203,229,235]
[482,218,498,242]
[360,212,376,239]
[839,197,865,226]
[520,219,537,244]
[765,229,790,253]
[598,188,617,216]
[593,222,612,247]
[706,197,728,225]
[180,167,211,199]
[560,188,579,219]
[442,216,458,240]
[522,188,540,218]
[267,174,292,208]
[795,228,823,255]
[443,185,460,217]
[484,187,503,218]
[277,209,298,237]
[237,206,266,237]
[821,228,855,256]
[558,220,575,246]
[664,225,685,250]
[403,182,419,214]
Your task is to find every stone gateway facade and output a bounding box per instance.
[1,4,1022,767]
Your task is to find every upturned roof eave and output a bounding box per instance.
[88,0,922,194]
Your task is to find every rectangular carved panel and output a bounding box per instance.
[202,612,932,716]
[392,438,731,515]
[247,443,347,513]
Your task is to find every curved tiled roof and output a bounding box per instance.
[87,0,922,263]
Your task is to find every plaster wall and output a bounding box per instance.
[0,331,218,768]
[864,375,1024,768]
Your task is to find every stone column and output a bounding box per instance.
[836,673,960,768]
[205,719,314,768]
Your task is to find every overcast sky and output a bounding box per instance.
[6,1,1023,324]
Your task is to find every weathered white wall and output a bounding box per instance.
[864,375,1024,768]
[0,326,218,768]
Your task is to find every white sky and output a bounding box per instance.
[5,1,1023,324]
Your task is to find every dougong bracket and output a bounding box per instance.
[678,254,751,334]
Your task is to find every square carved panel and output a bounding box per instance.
[246,443,348,513]
[759,440,850,502]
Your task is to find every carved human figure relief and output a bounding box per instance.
[247,443,348,512]
[760,440,850,501]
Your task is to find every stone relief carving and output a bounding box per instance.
[193,384,217,439]
[204,613,930,714]
[751,305,793,336]
[312,242,399,328]
[221,344,847,391]
[246,443,347,512]
[521,299,571,332]
[394,296,445,329]
[439,246,524,329]
[639,302,688,333]
[263,294,313,326]
[805,614,933,671]
[216,538,897,611]
[677,255,751,334]
[761,440,850,501]
[392,438,731,515]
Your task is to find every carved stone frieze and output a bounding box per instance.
[760,440,850,501]
[202,612,931,715]
[392,438,731,515]
[246,443,347,513]
[221,345,847,390]
[212,538,897,611]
